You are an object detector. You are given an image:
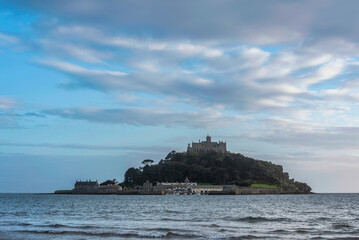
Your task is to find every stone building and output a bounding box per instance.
[143,180,153,192]
[72,180,121,194]
[98,184,122,193]
[74,180,98,190]
[187,136,227,153]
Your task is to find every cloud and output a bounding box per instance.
[34,44,353,115]
[0,111,46,129]
[298,59,346,87]
[50,25,224,59]
[0,97,17,110]
[0,32,19,45]
[0,114,19,129]
[244,117,359,150]
[5,1,352,115]
[1,1,332,43]
[40,39,111,63]
[36,60,128,91]
[21,112,46,118]
[0,142,176,153]
[0,96,45,128]
[43,107,241,128]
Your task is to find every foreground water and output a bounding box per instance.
[0,193,358,239]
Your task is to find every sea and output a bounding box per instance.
[0,193,358,240]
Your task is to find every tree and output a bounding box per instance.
[141,159,154,166]
[121,151,311,193]
[100,179,116,185]
[165,150,176,160]
[124,167,142,186]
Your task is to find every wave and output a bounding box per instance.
[164,210,182,214]
[39,223,100,229]
[295,229,310,234]
[0,221,32,227]
[134,227,194,233]
[315,217,331,221]
[159,217,206,222]
[1,222,102,230]
[332,223,353,229]
[228,235,261,239]
[271,229,287,233]
[16,222,32,227]
[311,238,359,240]
[14,212,28,216]
[225,216,289,223]
[17,229,200,239]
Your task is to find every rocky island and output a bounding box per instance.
[55,136,312,195]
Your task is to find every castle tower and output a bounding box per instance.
[187,136,228,153]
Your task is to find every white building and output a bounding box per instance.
[156,177,197,189]
[190,185,224,194]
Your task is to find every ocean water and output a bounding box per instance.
[0,194,358,239]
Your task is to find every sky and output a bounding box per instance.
[1,0,359,193]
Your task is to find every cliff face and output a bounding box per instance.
[282,181,312,194]
[123,151,312,194]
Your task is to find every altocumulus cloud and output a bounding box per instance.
[5,0,359,116]
[4,0,359,144]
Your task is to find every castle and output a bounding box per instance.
[187,136,227,153]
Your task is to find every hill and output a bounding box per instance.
[122,151,312,194]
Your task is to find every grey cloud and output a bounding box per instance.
[0,97,17,110]
[20,112,46,118]
[37,59,263,111]
[11,0,357,115]
[0,113,20,129]
[0,110,46,129]
[7,0,355,43]
[40,39,111,63]
[0,32,19,45]
[5,0,359,120]
[0,111,46,118]
[214,118,359,151]
[0,142,177,153]
[38,56,318,113]
[246,118,359,150]
[43,107,239,129]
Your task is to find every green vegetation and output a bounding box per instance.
[198,183,212,186]
[122,150,312,193]
[100,179,117,186]
[142,159,154,166]
[250,184,279,189]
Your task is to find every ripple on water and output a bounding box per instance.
[1,193,359,239]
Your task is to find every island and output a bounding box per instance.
[55,136,312,195]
